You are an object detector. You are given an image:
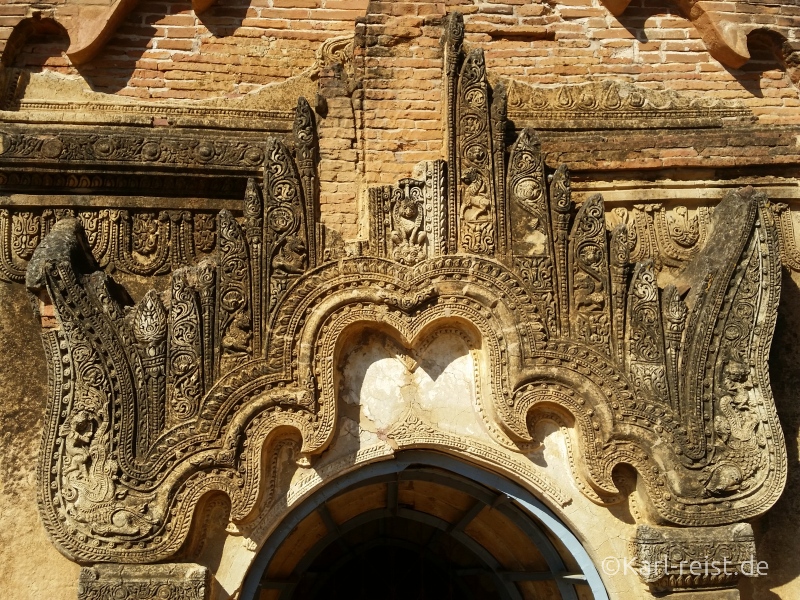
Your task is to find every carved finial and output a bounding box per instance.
[442,11,464,57]
[243,178,261,222]
[610,223,629,268]
[550,164,571,214]
[133,290,167,350]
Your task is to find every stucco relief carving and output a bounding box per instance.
[370,160,447,264]
[0,208,219,283]
[24,15,786,577]
[78,563,209,600]
[630,523,756,592]
[506,78,753,130]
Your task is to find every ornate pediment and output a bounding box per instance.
[25,12,786,568]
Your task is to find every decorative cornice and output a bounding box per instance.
[0,69,303,132]
[505,79,754,130]
[0,125,276,172]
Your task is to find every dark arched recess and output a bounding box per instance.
[241,451,609,600]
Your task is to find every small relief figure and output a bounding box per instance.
[132,212,159,256]
[459,169,495,253]
[59,388,116,511]
[460,169,491,222]
[573,243,609,344]
[574,271,605,311]
[61,409,96,482]
[666,205,700,248]
[272,235,307,275]
[58,387,154,537]
[390,194,427,265]
[222,313,252,354]
[704,360,767,496]
[574,244,606,310]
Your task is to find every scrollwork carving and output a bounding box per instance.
[457,49,497,255]
[11,211,39,259]
[625,261,669,405]
[263,136,309,329]
[217,210,252,374]
[168,269,204,423]
[569,194,612,349]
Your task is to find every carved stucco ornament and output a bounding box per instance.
[25,20,786,578]
[629,523,757,592]
[504,78,753,129]
[78,563,209,600]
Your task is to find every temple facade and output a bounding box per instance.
[1,1,800,599]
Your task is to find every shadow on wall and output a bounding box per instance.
[742,268,800,600]
[609,2,672,45]
[198,0,250,39]
[723,29,800,99]
[4,0,253,96]
[3,16,70,71]
[609,4,798,99]
[76,0,252,95]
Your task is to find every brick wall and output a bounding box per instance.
[1,1,798,113]
[3,0,369,98]
[2,0,800,235]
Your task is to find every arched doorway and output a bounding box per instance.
[241,452,608,600]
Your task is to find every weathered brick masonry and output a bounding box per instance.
[3,1,800,237]
[3,1,799,111]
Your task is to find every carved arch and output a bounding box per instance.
[24,24,787,569]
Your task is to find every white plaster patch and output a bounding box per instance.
[414,331,486,438]
[339,336,409,431]
[338,328,489,440]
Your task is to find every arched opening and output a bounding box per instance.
[241,452,607,600]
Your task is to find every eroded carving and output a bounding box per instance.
[506,78,753,129]
[78,563,208,600]
[630,523,756,592]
